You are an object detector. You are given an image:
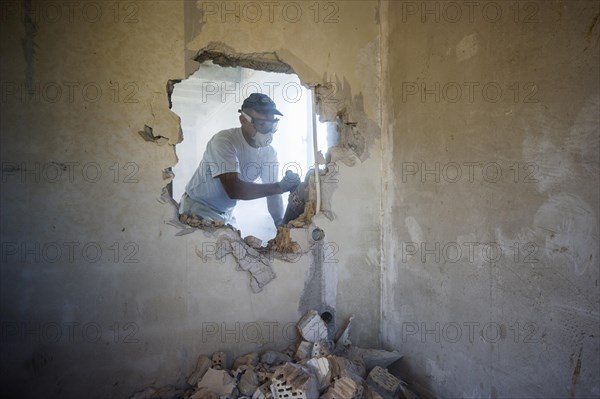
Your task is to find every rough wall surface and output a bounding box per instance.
[383,1,600,398]
[181,0,384,348]
[0,1,382,397]
[5,0,597,398]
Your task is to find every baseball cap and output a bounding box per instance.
[241,93,283,116]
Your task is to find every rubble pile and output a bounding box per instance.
[179,213,225,229]
[130,312,419,399]
[267,227,301,254]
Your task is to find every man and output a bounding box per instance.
[179,93,301,227]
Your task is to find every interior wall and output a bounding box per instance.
[0,1,383,397]
[5,0,597,398]
[179,0,385,348]
[383,1,600,398]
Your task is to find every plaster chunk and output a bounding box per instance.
[197,368,236,397]
[233,353,259,370]
[297,310,328,343]
[187,355,213,386]
[268,227,301,253]
[244,235,263,249]
[229,240,277,293]
[334,316,354,352]
[146,92,182,145]
[180,213,224,229]
[195,231,277,293]
[239,368,260,396]
[260,351,291,366]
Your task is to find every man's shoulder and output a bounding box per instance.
[209,128,242,145]
[211,127,240,140]
[263,144,277,159]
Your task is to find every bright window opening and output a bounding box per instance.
[171,62,330,242]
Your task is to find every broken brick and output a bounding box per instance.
[321,376,364,399]
[327,356,364,383]
[366,366,402,399]
[270,363,319,399]
[310,342,330,358]
[297,310,328,343]
[305,357,331,391]
[295,341,313,361]
[211,351,226,370]
[252,382,273,399]
[130,315,408,399]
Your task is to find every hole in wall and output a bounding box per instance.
[320,311,333,323]
[168,60,337,242]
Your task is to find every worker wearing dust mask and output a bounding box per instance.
[179,93,301,227]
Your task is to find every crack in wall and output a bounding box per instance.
[195,42,294,74]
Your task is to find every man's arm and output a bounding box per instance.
[218,172,283,200]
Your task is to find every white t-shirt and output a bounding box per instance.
[185,127,279,219]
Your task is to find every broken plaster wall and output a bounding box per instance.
[382,1,600,398]
[184,0,384,349]
[0,1,383,398]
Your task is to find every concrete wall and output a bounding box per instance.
[382,1,600,398]
[0,1,382,397]
[2,0,598,398]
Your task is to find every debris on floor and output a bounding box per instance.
[129,311,416,399]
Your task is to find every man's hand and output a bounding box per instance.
[278,170,301,192]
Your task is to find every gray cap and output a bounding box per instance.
[241,93,283,116]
